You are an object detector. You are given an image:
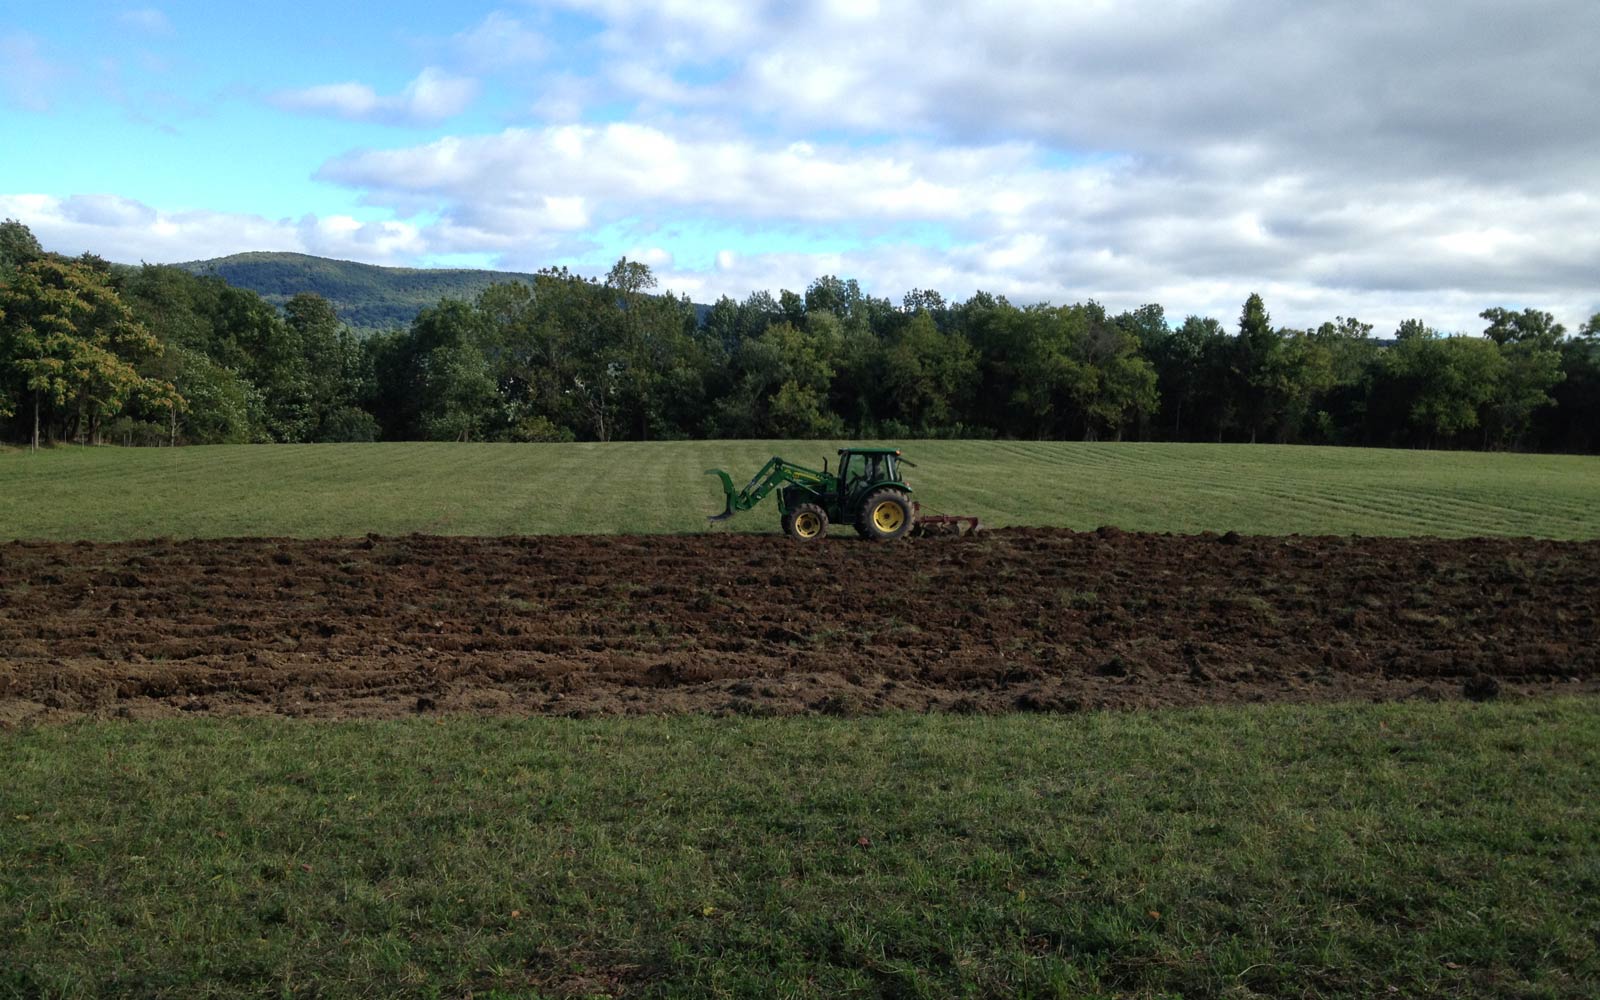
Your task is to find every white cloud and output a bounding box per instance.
[57,194,159,228]
[274,67,478,124]
[310,114,1600,331]
[454,11,546,70]
[626,246,674,269]
[117,8,172,35]
[320,124,1057,228]
[500,0,1599,329]
[401,68,479,121]
[0,194,424,264]
[561,0,1600,184]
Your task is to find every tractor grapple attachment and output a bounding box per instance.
[704,469,738,521]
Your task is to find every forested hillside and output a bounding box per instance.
[2,218,1597,452]
[179,252,545,332]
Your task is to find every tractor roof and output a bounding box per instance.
[838,447,903,456]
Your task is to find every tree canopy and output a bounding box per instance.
[0,221,1594,453]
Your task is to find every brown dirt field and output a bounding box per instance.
[1,528,1596,723]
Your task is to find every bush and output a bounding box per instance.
[316,406,380,443]
[511,415,576,443]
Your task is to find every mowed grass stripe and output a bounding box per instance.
[969,444,1461,534]
[1,441,1597,541]
[1250,481,1505,535]
[975,444,1551,536]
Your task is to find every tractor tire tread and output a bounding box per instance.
[856,489,913,542]
[782,502,829,541]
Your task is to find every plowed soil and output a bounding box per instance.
[1,529,1596,723]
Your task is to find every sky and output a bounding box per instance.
[2,0,1597,333]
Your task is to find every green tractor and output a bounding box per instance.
[706,447,981,541]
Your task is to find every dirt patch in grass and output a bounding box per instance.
[1,528,1596,721]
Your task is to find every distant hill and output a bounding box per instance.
[178,252,545,332]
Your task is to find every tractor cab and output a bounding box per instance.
[836,447,906,501]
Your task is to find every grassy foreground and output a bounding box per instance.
[3,700,1597,998]
[2,440,1598,541]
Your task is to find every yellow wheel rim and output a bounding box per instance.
[872,500,905,533]
[794,512,822,538]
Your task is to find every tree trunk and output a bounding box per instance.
[32,391,40,453]
[170,403,177,447]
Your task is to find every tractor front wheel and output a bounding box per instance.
[782,503,829,541]
[856,490,913,542]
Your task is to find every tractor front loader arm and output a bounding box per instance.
[705,456,830,522]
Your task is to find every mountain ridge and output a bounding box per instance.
[178,251,547,332]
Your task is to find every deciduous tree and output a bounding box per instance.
[0,259,178,450]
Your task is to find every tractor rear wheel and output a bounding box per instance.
[856,489,913,542]
[782,503,829,541]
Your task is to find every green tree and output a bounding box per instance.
[778,289,806,327]
[146,345,260,444]
[539,268,621,441]
[880,311,979,433]
[804,275,864,324]
[281,292,371,442]
[767,318,844,438]
[120,263,219,352]
[0,259,178,450]
[901,287,948,317]
[1232,293,1287,442]
[0,218,44,284]
[1479,308,1564,449]
[736,290,782,343]
[1545,314,1600,450]
[413,300,499,442]
[713,319,843,438]
[982,305,1096,439]
[120,264,272,443]
[1068,303,1157,440]
[1302,317,1378,443]
[1480,307,1564,348]
[1155,315,1227,439]
[703,296,740,354]
[1378,329,1506,445]
[598,257,708,440]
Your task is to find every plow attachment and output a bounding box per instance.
[910,503,984,537]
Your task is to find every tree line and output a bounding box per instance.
[2,219,1597,452]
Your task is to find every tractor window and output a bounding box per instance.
[842,453,897,488]
[841,453,866,487]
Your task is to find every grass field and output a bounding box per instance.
[2,439,1598,541]
[5,441,1597,997]
[5,700,1597,998]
